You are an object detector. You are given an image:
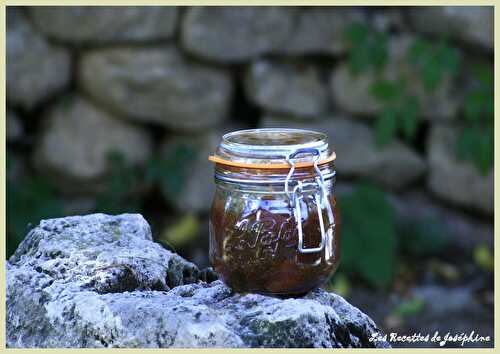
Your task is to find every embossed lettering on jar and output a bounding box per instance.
[208,128,340,296]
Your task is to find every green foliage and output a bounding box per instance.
[343,23,458,145]
[391,297,425,317]
[344,21,491,175]
[95,144,197,214]
[339,183,451,289]
[407,38,460,91]
[369,79,401,102]
[373,97,421,147]
[159,214,200,248]
[6,144,198,258]
[327,272,351,298]
[374,107,398,146]
[456,64,494,175]
[95,151,143,214]
[343,22,388,74]
[146,144,197,201]
[339,183,398,289]
[7,158,63,256]
[474,243,494,272]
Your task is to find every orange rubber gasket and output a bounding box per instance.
[208,152,336,169]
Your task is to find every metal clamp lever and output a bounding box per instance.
[285,148,333,255]
[285,148,321,200]
[291,182,326,254]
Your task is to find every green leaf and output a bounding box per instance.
[473,63,493,88]
[371,32,389,70]
[344,22,388,75]
[348,45,373,75]
[145,155,164,184]
[477,130,493,175]
[339,183,397,289]
[399,96,420,141]
[370,80,399,102]
[7,175,64,257]
[464,90,486,122]
[158,144,198,201]
[456,127,493,175]
[421,57,443,91]
[95,150,143,214]
[407,38,430,65]
[392,297,425,317]
[343,22,369,44]
[408,37,460,92]
[438,44,460,75]
[485,92,494,119]
[160,214,200,247]
[327,272,351,298]
[474,243,494,272]
[375,108,398,147]
[455,60,493,174]
[337,197,363,272]
[456,129,475,161]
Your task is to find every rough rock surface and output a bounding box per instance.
[181,7,366,60]
[276,7,363,55]
[79,47,232,131]
[28,6,178,43]
[409,6,493,50]
[244,60,329,117]
[181,6,295,62]
[7,7,70,109]
[7,213,390,348]
[427,125,493,215]
[34,96,152,184]
[330,35,460,121]
[261,115,426,189]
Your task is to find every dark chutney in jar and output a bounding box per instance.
[209,166,340,295]
[208,128,340,296]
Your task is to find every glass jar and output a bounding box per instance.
[208,128,340,296]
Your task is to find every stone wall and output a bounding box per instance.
[7,6,494,258]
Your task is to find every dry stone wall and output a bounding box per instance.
[7,6,494,223]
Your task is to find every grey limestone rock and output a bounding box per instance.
[181,7,365,61]
[7,7,71,109]
[7,213,389,348]
[276,7,364,56]
[181,6,295,62]
[28,6,178,43]
[79,46,232,131]
[409,6,493,51]
[34,95,153,184]
[244,60,330,117]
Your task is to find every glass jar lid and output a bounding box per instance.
[209,128,335,168]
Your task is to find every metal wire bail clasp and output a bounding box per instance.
[285,148,331,254]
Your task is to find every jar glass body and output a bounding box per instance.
[209,162,340,295]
